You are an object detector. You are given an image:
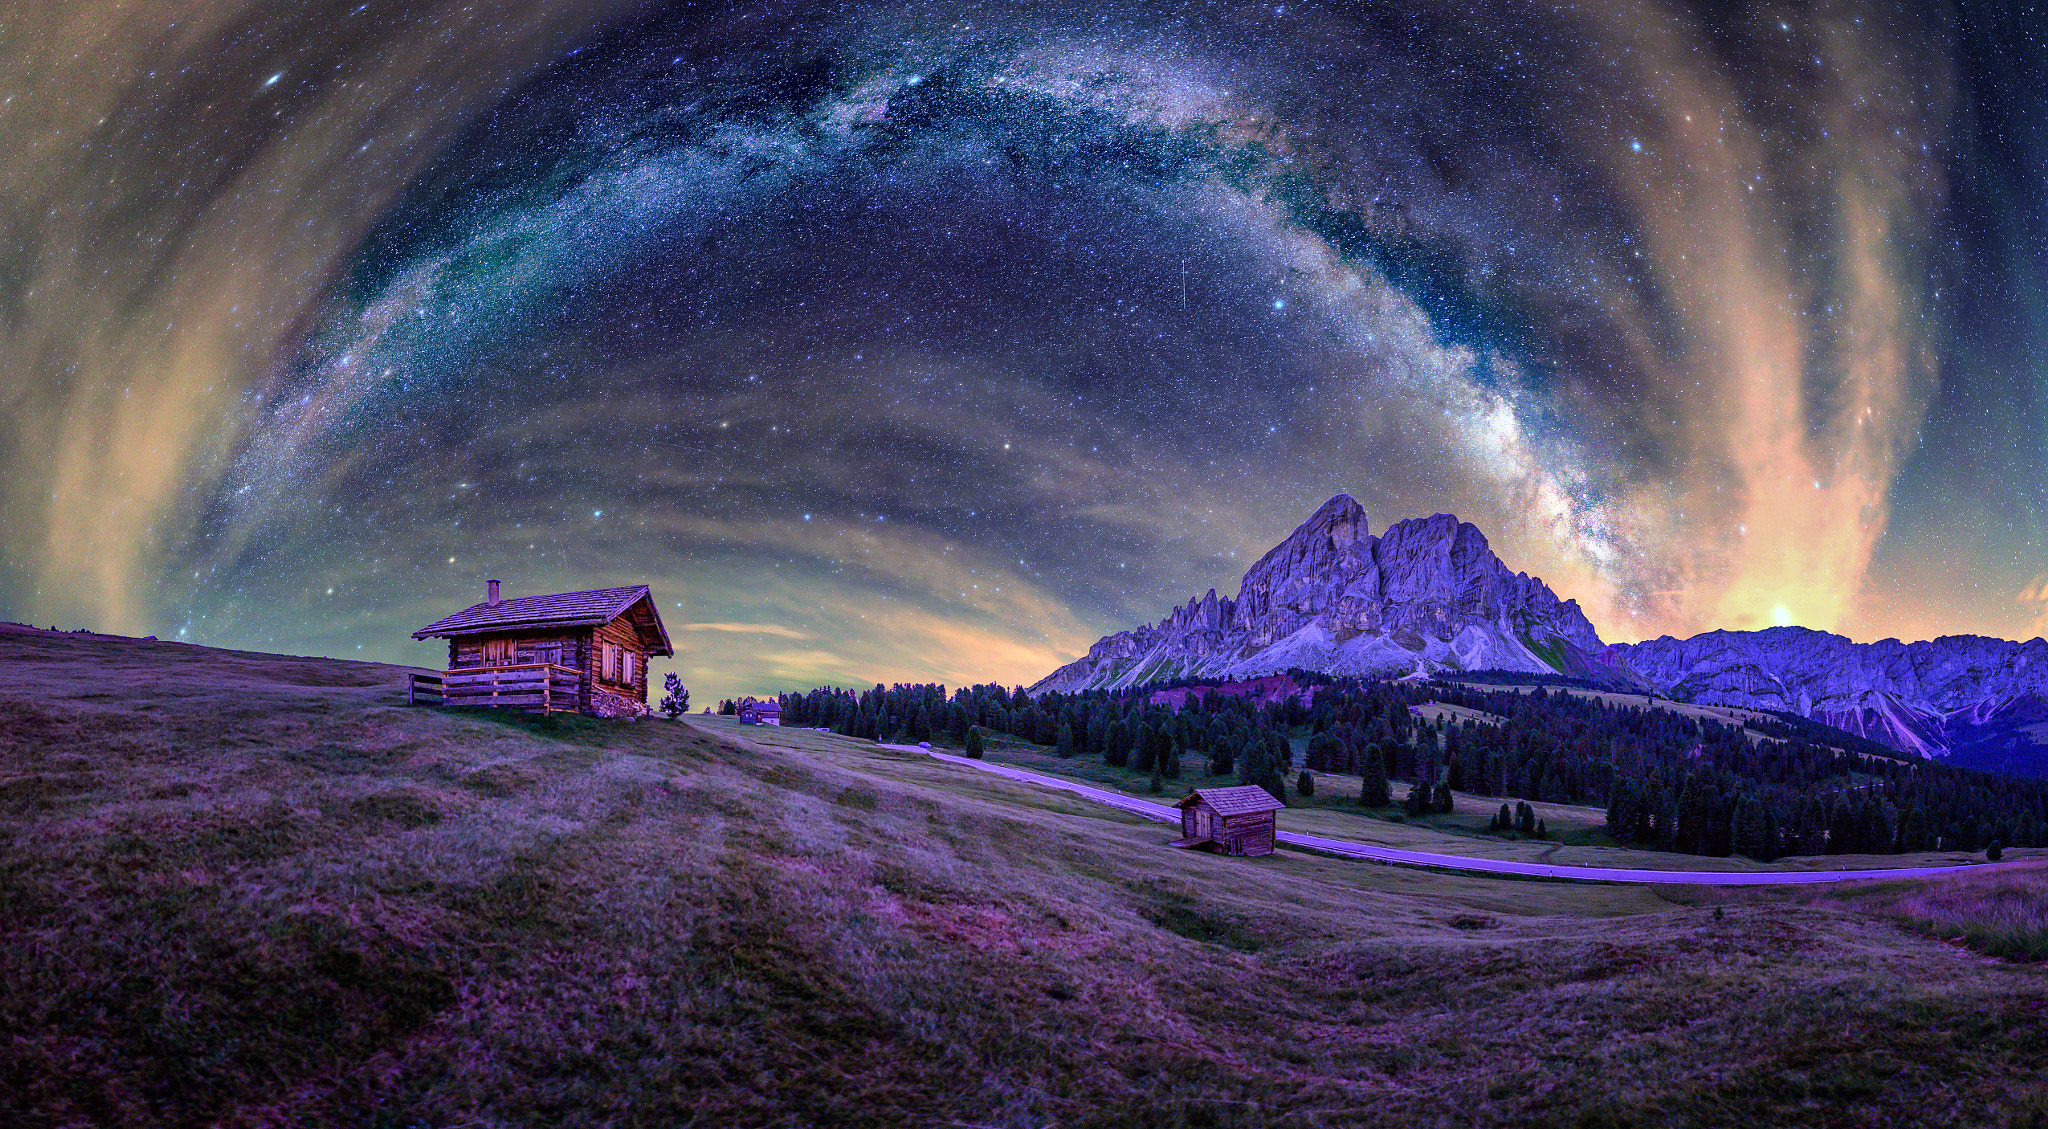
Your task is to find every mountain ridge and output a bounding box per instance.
[1032,495,1615,693]
[1608,627,2048,770]
[1034,495,2048,773]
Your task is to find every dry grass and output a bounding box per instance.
[4,634,2048,1127]
[1794,862,2048,963]
[1409,702,1508,728]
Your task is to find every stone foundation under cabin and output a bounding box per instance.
[590,688,650,718]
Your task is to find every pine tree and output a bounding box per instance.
[659,673,690,718]
[1606,783,1635,842]
[1104,720,1130,768]
[1359,745,1391,807]
[1056,723,1075,759]
[1308,731,1343,773]
[1133,724,1157,772]
[1209,738,1234,777]
[1238,734,1265,791]
[1297,770,1315,797]
[1433,782,1453,814]
[1731,795,1767,860]
[1496,803,1513,833]
[964,726,984,759]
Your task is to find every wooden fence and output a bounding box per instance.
[408,670,444,706]
[412,663,582,713]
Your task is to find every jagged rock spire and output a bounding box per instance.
[1032,495,1607,693]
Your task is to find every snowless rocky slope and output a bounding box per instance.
[1608,629,2048,762]
[1031,495,1609,693]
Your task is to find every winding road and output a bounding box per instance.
[897,746,2007,886]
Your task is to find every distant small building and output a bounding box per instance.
[738,699,782,726]
[411,580,674,717]
[1174,785,1284,856]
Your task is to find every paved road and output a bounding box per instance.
[896,746,2007,886]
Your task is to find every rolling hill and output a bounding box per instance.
[3,631,2047,1127]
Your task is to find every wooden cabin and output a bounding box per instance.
[737,699,782,726]
[410,581,674,717]
[1173,785,1283,856]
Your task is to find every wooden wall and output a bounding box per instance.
[447,631,590,675]
[1218,812,1277,856]
[1180,801,1278,856]
[591,617,651,706]
[442,612,656,715]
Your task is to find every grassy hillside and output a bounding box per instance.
[954,737,2033,875]
[3,633,2047,1127]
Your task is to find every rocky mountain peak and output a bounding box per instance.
[1034,495,1608,692]
[1034,497,2048,775]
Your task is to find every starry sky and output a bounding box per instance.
[2,0,2044,702]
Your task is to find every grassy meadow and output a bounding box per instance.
[3,632,2047,1127]
[961,734,2028,874]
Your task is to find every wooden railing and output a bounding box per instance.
[408,670,445,706]
[415,663,583,713]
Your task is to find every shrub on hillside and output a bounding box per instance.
[659,673,690,718]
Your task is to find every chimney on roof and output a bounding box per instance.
[487,579,501,607]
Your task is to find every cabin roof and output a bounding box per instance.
[412,585,674,655]
[1176,784,1284,817]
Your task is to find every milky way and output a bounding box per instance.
[2,1,2043,700]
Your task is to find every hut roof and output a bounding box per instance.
[1176,784,1284,817]
[412,585,674,655]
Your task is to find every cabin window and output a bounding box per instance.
[601,642,618,682]
[621,651,635,685]
[483,638,515,665]
[534,643,562,668]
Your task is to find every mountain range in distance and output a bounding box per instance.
[1033,495,2048,776]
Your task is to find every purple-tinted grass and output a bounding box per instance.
[1885,863,2048,961]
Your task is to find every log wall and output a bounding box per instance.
[1218,812,1277,856]
[436,607,658,716]
[590,617,650,707]
[447,631,590,676]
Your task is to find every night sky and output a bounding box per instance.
[3,1,2045,702]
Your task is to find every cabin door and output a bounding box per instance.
[533,644,563,669]
[1194,809,1214,842]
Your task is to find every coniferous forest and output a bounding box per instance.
[763,672,2048,861]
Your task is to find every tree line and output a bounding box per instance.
[766,672,2048,859]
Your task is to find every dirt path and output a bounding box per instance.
[898,746,2011,887]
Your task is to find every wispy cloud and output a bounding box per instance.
[2019,575,2048,639]
[682,622,811,638]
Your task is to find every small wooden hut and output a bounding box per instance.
[1173,785,1283,856]
[737,699,782,726]
[410,581,674,717]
